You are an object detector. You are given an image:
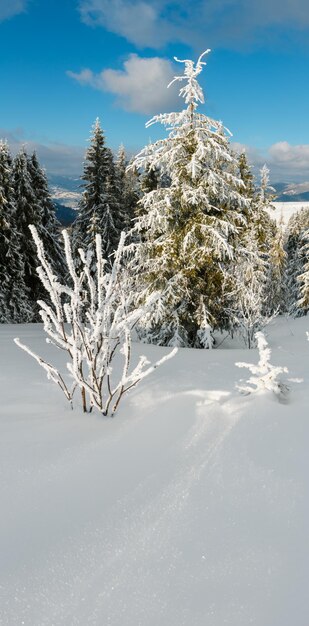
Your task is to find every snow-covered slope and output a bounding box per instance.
[50,186,81,209]
[270,201,309,224]
[1,318,309,626]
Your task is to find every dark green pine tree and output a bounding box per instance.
[140,163,161,194]
[115,144,139,228]
[0,141,32,322]
[13,147,46,319]
[101,147,126,258]
[297,228,309,313]
[73,119,125,267]
[238,152,255,200]
[27,151,65,280]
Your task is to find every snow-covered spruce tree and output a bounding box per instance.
[140,163,161,194]
[238,161,276,262]
[231,161,280,327]
[72,119,126,269]
[238,152,255,203]
[247,165,282,317]
[115,144,139,228]
[0,141,32,322]
[15,226,176,416]
[126,51,249,347]
[255,167,282,314]
[225,231,270,348]
[297,228,309,313]
[252,165,276,253]
[223,153,268,345]
[13,147,47,319]
[284,208,309,315]
[27,151,65,280]
[266,216,286,314]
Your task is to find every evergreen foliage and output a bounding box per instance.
[140,163,161,194]
[267,217,286,315]
[226,230,269,348]
[116,145,139,227]
[72,119,126,268]
[233,157,281,327]
[284,208,309,315]
[0,142,32,322]
[126,51,250,347]
[13,147,49,320]
[298,228,309,312]
[27,151,65,280]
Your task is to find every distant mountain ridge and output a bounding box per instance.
[49,175,309,226]
[48,175,81,226]
[273,181,309,202]
[48,174,82,193]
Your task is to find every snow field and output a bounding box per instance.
[270,201,309,225]
[0,317,309,625]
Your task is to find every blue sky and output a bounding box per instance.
[1,0,309,181]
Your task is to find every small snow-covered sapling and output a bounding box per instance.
[15,226,176,416]
[235,331,289,401]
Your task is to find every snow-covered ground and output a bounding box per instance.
[271,201,309,224]
[1,318,309,626]
[50,186,81,209]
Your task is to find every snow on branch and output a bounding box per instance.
[236,331,289,401]
[14,226,177,416]
[167,50,211,107]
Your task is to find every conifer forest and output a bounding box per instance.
[1,53,308,345]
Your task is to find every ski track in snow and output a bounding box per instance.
[1,320,309,626]
[1,389,241,626]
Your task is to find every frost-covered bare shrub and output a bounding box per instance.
[236,331,289,401]
[15,226,176,416]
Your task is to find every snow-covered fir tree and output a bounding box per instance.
[254,166,284,316]
[13,147,47,319]
[72,119,126,268]
[284,208,309,315]
[238,152,255,202]
[115,144,139,228]
[27,151,65,280]
[225,230,269,348]
[253,165,277,257]
[140,163,161,194]
[297,228,309,313]
[266,216,286,314]
[237,160,280,317]
[126,50,249,347]
[225,152,264,342]
[0,141,32,322]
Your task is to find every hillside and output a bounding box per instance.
[1,317,309,625]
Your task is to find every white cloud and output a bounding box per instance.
[267,142,309,181]
[0,0,28,22]
[0,128,84,175]
[78,0,309,50]
[2,129,309,182]
[232,140,309,182]
[232,142,265,167]
[67,54,179,114]
[79,0,166,47]
[269,142,309,169]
